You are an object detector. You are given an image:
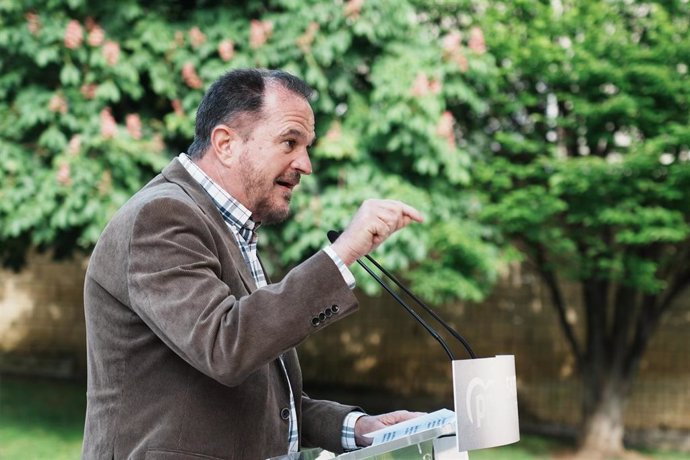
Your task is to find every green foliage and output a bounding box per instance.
[411,3,689,445]
[447,0,690,448]
[463,0,690,296]
[0,0,504,303]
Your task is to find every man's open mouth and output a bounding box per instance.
[275,179,296,190]
[275,174,300,189]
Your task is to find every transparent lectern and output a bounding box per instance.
[267,423,462,460]
[270,233,522,459]
[268,355,520,460]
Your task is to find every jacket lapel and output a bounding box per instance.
[160,158,258,293]
[161,158,299,427]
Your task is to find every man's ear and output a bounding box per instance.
[210,124,242,166]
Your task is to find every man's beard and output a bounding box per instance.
[239,153,298,225]
[253,189,292,225]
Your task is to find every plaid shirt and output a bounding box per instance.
[179,153,363,452]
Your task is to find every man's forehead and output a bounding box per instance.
[264,82,312,109]
[263,86,315,132]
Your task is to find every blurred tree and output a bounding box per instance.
[419,0,690,457]
[0,0,504,301]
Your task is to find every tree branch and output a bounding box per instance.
[624,292,660,378]
[610,243,650,369]
[657,251,690,316]
[611,282,637,369]
[583,277,608,367]
[534,246,584,368]
[623,242,690,377]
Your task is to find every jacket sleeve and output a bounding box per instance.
[300,394,364,454]
[126,196,359,387]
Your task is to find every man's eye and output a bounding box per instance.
[284,140,296,149]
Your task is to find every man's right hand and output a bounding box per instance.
[330,199,424,266]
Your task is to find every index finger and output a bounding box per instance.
[400,203,424,223]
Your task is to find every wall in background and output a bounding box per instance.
[0,253,87,377]
[1,253,688,448]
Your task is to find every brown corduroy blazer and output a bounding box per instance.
[82,158,360,459]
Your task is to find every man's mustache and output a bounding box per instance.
[276,171,301,187]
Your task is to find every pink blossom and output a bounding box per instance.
[26,11,41,35]
[57,163,72,186]
[249,19,273,49]
[100,108,118,138]
[411,73,442,97]
[80,83,97,100]
[171,99,184,116]
[468,26,486,54]
[436,111,457,149]
[181,62,203,89]
[85,17,97,31]
[297,22,320,53]
[126,114,142,139]
[189,26,206,47]
[64,19,83,49]
[48,94,68,114]
[441,30,469,72]
[325,121,342,141]
[68,135,82,156]
[88,25,105,47]
[442,31,462,54]
[98,170,112,195]
[411,73,430,97]
[344,0,365,18]
[103,41,120,66]
[218,39,235,62]
[151,134,165,153]
[453,50,469,73]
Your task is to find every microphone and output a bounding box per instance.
[327,230,477,360]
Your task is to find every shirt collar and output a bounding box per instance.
[178,153,259,242]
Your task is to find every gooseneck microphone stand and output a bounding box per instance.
[327,230,476,361]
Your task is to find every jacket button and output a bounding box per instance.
[319,312,326,321]
[331,305,339,313]
[311,317,320,327]
[324,308,333,318]
[281,408,291,420]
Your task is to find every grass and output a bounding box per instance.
[0,374,688,459]
[469,434,690,460]
[0,374,86,460]
[470,436,568,459]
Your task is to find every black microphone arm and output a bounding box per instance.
[361,248,477,359]
[327,230,477,360]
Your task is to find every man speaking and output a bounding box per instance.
[82,68,423,459]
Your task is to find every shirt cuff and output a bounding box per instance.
[341,411,367,451]
[323,245,356,290]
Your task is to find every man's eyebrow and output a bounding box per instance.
[280,128,316,146]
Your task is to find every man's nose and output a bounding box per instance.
[292,150,312,175]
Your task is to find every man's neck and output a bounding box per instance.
[195,153,260,223]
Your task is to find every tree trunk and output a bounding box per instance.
[579,384,625,455]
[577,367,632,458]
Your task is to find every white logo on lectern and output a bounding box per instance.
[466,377,495,428]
